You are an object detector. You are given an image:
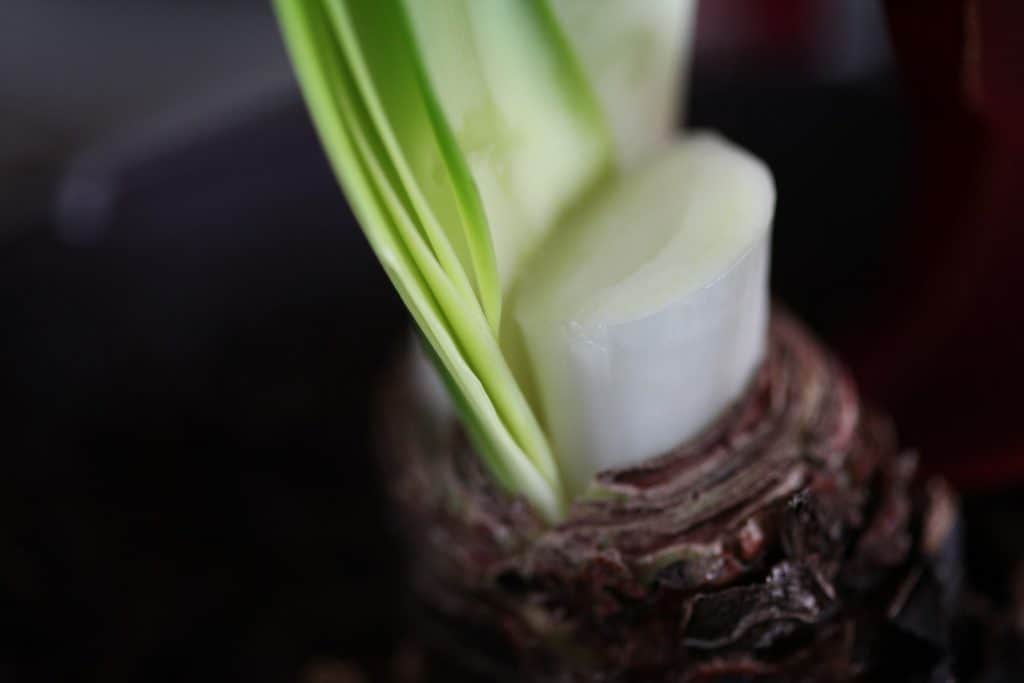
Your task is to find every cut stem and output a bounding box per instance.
[514,134,775,494]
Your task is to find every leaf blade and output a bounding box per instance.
[274,0,566,519]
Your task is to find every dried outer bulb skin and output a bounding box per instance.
[377,311,962,681]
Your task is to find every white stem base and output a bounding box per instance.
[513,133,775,495]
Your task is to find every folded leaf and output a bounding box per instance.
[274,0,568,519]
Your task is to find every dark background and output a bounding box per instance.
[2,1,1022,681]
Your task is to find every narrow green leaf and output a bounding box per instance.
[274,0,566,519]
[323,0,501,332]
[321,0,562,489]
[339,82,563,493]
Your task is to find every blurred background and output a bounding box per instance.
[2,0,1022,681]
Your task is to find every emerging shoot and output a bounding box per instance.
[275,0,775,520]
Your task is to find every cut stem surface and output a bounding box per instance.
[514,134,775,494]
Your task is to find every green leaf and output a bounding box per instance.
[323,0,500,332]
[274,0,572,520]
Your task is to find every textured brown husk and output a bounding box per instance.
[377,312,961,681]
